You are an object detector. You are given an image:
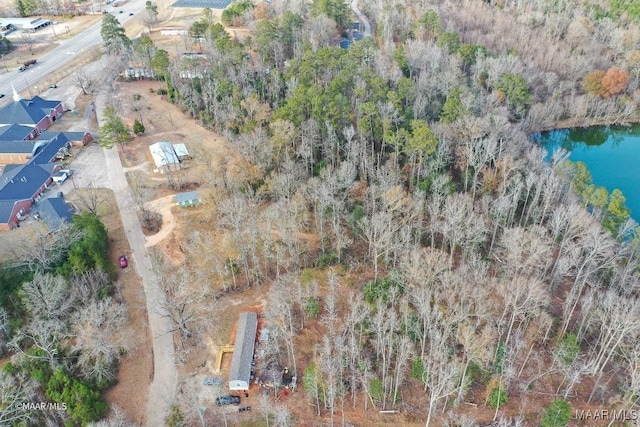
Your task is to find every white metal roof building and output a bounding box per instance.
[229,312,258,391]
[0,17,52,32]
[149,141,179,173]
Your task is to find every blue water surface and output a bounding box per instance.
[535,123,640,222]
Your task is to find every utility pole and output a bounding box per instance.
[24,77,32,97]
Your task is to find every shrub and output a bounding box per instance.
[541,399,571,427]
[488,386,508,409]
[133,118,145,135]
[369,378,383,404]
[304,296,319,319]
[554,334,580,366]
[165,404,186,427]
[316,250,339,268]
[364,277,404,304]
[303,363,322,401]
[411,358,425,382]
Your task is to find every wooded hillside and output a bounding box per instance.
[110,0,640,425]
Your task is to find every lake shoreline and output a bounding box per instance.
[528,115,640,135]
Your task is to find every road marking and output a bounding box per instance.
[66,51,76,55]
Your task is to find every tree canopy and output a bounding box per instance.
[100,14,131,55]
[99,105,131,151]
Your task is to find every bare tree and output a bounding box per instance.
[0,306,9,355]
[19,272,76,322]
[422,353,462,427]
[9,222,81,273]
[10,319,67,366]
[585,289,640,376]
[0,371,38,426]
[71,297,130,384]
[264,275,299,375]
[87,405,136,427]
[72,183,105,215]
[217,192,262,286]
[75,69,96,95]
[70,269,113,303]
[157,267,208,345]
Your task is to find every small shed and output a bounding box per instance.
[172,191,201,207]
[229,312,258,391]
[173,143,190,160]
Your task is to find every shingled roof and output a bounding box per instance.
[0,162,56,201]
[0,124,36,141]
[35,196,75,229]
[0,96,61,126]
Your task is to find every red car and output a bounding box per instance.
[119,255,128,268]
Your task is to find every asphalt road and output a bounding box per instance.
[0,2,145,102]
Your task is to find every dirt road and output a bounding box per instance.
[351,0,372,38]
[85,55,177,426]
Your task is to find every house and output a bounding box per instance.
[0,96,64,135]
[172,191,201,207]
[0,162,60,230]
[229,312,258,391]
[149,141,181,173]
[34,195,75,230]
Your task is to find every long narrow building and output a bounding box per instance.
[228,312,258,391]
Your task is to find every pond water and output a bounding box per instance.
[535,123,640,222]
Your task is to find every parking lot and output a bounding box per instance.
[54,142,111,196]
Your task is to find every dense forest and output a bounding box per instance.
[108,0,640,425]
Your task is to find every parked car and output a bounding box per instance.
[129,12,134,15]
[239,406,251,412]
[203,377,222,386]
[119,255,128,268]
[215,395,241,406]
[49,84,58,88]
[0,93,4,98]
